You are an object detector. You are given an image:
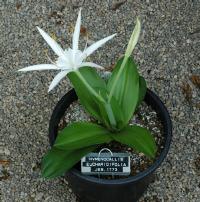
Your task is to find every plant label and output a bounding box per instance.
[81,152,130,176]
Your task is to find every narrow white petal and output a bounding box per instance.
[48,70,71,92]
[83,33,116,58]
[72,9,81,52]
[37,27,65,57]
[78,62,104,69]
[18,64,59,72]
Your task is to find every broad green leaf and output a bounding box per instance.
[107,57,139,124]
[54,122,113,150]
[42,146,95,178]
[68,67,106,121]
[136,76,147,108]
[111,125,157,158]
[69,67,106,89]
[68,65,125,130]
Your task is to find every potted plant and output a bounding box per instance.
[19,9,172,202]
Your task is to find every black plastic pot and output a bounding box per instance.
[49,89,172,202]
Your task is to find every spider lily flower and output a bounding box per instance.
[18,9,116,92]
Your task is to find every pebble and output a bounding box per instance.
[4,148,10,156]
[35,192,44,201]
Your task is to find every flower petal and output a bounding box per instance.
[48,70,71,92]
[72,9,81,52]
[83,33,116,58]
[78,62,104,69]
[18,64,59,72]
[37,27,65,57]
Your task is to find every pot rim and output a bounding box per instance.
[49,88,172,185]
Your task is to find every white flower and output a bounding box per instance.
[19,9,116,92]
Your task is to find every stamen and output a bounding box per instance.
[45,51,59,68]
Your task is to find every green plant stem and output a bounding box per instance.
[108,56,128,102]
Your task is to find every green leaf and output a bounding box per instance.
[68,67,106,121]
[54,122,113,150]
[136,76,147,108]
[111,125,157,158]
[68,67,125,130]
[42,146,95,179]
[107,57,139,124]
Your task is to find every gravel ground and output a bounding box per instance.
[0,0,200,201]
